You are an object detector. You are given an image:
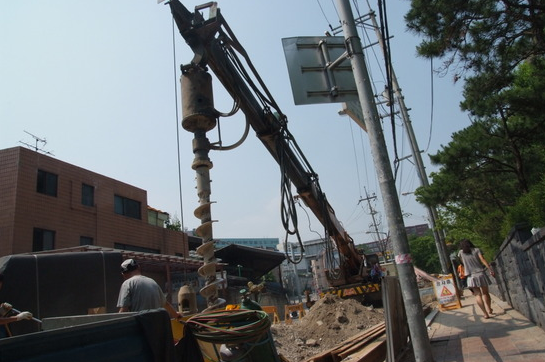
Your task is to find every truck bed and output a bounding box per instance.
[0,309,177,362]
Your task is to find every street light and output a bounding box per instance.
[236,264,242,277]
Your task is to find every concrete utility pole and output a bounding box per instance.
[359,187,380,235]
[359,187,388,259]
[367,12,451,275]
[335,1,434,361]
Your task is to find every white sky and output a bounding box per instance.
[0,1,468,245]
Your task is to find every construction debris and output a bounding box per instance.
[270,294,385,362]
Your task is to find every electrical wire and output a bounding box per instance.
[425,56,434,152]
[296,199,325,241]
[330,0,340,24]
[171,17,185,230]
[316,0,334,32]
[348,118,364,201]
[377,0,400,180]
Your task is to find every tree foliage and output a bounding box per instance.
[165,215,182,231]
[408,233,442,274]
[405,0,545,84]
[406,0,545,252]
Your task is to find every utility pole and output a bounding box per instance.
[367,12,451,275]
[359,187,388,259]
[336,1,434,361]
[359,187,380,236]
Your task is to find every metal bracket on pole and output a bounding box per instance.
[318,40,339,98]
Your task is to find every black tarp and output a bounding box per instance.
[0,251,123,336]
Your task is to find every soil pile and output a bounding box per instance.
[270,294,385,362]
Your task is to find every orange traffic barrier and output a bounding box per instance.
[261,306,280,324]
[284,303,305,324]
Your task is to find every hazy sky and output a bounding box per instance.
[1,1,468,245]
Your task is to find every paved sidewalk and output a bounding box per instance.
[426,292,545,362]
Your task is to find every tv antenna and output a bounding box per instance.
[19,131,54,156]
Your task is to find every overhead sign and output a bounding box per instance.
[282,36,358,105]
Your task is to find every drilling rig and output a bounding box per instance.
[168,1,381,308]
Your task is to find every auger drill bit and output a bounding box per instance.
[181,66,225,311]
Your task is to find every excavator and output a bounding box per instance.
[167,0,381,306]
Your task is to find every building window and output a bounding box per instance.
[82,183,95,206]
[36,170,58,197]
[80,236,94,246]
[33,228,55,251]
[114,195,141,219]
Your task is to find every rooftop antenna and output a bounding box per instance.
[19,130,54,156]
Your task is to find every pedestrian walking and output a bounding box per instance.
[457,239,495,318]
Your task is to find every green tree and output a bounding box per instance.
[165,215,182,231]
[415,60,545,250]
[405,0,545,85]
[408,233,442,274]
[262,271,276,282]
[503,176,545,235]
[406,1,545,251]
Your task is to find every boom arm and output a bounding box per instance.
[169,1,367,284]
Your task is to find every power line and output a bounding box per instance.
[171,17,185,230]
[425,56,435,153]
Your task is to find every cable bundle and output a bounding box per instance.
[186,309,271,344]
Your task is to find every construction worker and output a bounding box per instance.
[0,274,33,338]
[457,262,468,291]
[117,259,181,319]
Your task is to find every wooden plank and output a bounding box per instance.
[305,322,386,362]
[336,326,386,359]
[348,338,387,362]
[279,353,292,362]
[331,322,385,354]
[330,323,385,356]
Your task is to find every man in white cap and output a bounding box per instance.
[117,259,180,319]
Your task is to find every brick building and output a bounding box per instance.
[0,146,189,258]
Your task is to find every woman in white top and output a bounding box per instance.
[457,239,495,319]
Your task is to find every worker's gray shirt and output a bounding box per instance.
[117,275,166,312]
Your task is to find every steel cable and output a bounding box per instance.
[185,309,271,344]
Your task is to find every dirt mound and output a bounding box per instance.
[270,294,385,361]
